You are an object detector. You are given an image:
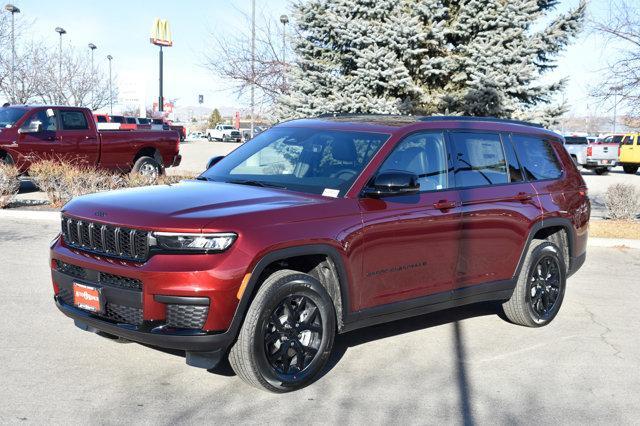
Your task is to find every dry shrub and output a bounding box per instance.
[0,163,20,208]
[604,183,640,220]
[29,160,197,207]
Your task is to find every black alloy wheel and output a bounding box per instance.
[527,255,561,320]
[263,295,323,376]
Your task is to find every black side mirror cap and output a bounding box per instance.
[206,155,225,170]
[362,171,420,198]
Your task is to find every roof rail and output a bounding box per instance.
[418,115,543,128]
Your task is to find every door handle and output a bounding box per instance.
[514,192,532,202]
[433,200,457,211]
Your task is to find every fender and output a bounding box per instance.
[228,244,355,338]
[513,217,579,279]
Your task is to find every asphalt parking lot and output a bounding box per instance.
[1,216,639,424]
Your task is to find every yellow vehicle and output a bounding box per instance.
[620,133,640,174]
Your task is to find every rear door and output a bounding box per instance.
[450,131,541,289]
[57,109,99,166]
[359,131,461,310]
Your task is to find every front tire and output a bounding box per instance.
[623,164,639,174]
[502,240,566,327]
[229,269,336,392]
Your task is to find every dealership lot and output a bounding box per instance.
[0,216,638,423]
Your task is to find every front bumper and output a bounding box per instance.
[55,297,233,352]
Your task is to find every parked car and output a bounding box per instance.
[150,118,186,142]
[562,135,588,167]
[0,105,181,176]
[600,134,625,145]
[584,141,618,175]
[620,133,640,174]
[206,124,241,142]
[50,115,588,392]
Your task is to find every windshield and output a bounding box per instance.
[564,136,588,145]
[0,107,28,128]
[200,127,390,196]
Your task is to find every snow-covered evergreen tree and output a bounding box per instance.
[279,0,586,123]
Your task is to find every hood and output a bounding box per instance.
[62,180,327,232]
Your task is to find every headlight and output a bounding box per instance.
[151,232,237,253]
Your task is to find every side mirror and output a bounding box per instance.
[363,171,420,198]
[206,155,224,170]
[18,121,42,134]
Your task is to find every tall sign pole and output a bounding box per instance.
[150,18,173,114]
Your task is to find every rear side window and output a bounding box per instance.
[451,132,508,188]
[96,115,107,123]
[564,136,588,145]
[512,135,562,180]
[60,111,88,130]
[125,117,136,124]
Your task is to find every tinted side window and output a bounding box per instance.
[21,110,57,132]
[512,135,562,180]
[503,134,524,183]
[564,137,588,145]
[60,111,88,130]
[96,115,107,123]
[621,136,633,145]
[451,132,508,188]
[379,132,449,191]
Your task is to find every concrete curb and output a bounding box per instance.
[0,209,60,221]
[587,237,640,250]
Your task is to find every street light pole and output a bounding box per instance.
[250,0,255,139]
[159,45,163,112]
[107,55,113,115]
[88,43,97,74]
[610,86,623,134]
[55,27,66,104]
[5,4,20,103]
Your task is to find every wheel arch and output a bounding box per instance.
[231,244,352,337]
[0,149,14,164]
[133,146,162,165]
[515,218,577,279]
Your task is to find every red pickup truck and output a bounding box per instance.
[0,105,181,176]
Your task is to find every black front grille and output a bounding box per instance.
[105,304,143,325]
[166,304,209,329]
[61,216,150,261]
[99,272,142,291]
[55,260,86,280]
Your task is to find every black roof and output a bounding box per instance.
[316,113,543,128]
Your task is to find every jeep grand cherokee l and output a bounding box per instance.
[50,115,589,392]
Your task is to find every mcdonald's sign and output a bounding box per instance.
[150,18,173,47]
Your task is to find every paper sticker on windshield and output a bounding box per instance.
[322,188,340,198]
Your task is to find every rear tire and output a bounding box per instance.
[594,167,609,175]
[502,240,566,327]
[0,153,13,165]
[623,164,639,175]
[229,269,336,393]
[131,156,161,179]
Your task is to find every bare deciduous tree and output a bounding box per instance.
[203,7,289,111]
[592,0,640,115]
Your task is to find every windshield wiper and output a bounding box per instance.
[225,179,286,189]
[195,176,211,181]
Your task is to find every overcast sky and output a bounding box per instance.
[8,0,627,117]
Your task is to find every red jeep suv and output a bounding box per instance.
[50,115,589,392]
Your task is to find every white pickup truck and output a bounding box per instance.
[563,135,618,175]
[206,124,242,142]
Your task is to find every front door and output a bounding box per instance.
[359,131,461,311]
[16,108,60,163]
